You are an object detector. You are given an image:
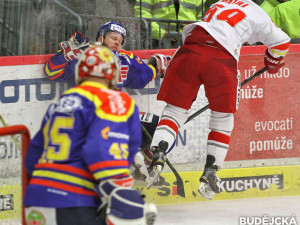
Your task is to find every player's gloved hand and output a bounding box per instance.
[71,31,89,45]
[148,54,169,78]
[264,49,284,74]
[59,31,90,61]
[59,41,82,61]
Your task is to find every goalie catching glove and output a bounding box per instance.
[59,31,90,61]
[148,54,169,78]
[264,49,285,74]
[98,176,157,225]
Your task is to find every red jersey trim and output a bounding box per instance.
[35,163,94,180]
[89,160,129,172]
[30,178,98,196]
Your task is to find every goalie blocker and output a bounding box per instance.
[98,177,157,225]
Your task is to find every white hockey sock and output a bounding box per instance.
[151,104,188,151]
[151,117,178,151]
[207,130,230,167]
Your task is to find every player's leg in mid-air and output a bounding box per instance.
[132,112,166,188]
[146,46,202,184]
[198,51,238,199]
[198,111,234,200]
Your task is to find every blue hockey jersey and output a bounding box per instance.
[24,81,141,208]
[44,49,157,89]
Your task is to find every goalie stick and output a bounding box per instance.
[146,67,267,190]
[141,125,185,197]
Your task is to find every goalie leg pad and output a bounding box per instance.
[98,177,133,199]
[106,187,157,225]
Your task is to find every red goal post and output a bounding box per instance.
[0,125,30,225]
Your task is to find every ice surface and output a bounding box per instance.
[155,196,300,225]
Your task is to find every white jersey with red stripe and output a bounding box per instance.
[182,0,291,61]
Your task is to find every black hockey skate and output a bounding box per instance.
[198,165,221,200]
[147,141,168,189]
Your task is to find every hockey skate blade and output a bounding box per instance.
[147,165,163,189]
[198,182,215,200]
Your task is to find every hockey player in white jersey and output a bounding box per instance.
[141,0,291,199]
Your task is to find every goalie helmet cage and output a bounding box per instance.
[0,125,30,225]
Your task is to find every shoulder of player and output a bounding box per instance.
[67,82,133,102]
[63,84,136,118]
[119,49,135,58]
[104,89,135,107]
[96,89,137,121]
[103,88,132,100]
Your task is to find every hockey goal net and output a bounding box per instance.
[0,125,30,225]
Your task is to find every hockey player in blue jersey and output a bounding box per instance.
[44,21,168,90]
[24,45,157,225]
[44,21,169,189]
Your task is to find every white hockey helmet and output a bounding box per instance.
[75,45,120,89]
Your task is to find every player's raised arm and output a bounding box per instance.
[44,31,90,82]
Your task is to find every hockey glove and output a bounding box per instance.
[59,31,90,61]
[71,31,89,46]
[148,54,169,78]
[98,177,157,225]
[264,49,285,74]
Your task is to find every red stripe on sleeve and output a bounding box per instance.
[271,42,290,51]
[48,58,68,70]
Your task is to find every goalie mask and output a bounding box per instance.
[96,21,126,45]
[75,45,120,89]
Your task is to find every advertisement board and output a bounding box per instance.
[229,48,300,160]
[0,45,299,165]
[138,165,300,204]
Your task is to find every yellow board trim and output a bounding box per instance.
[0,184,22,220]
[135,165,300,204]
